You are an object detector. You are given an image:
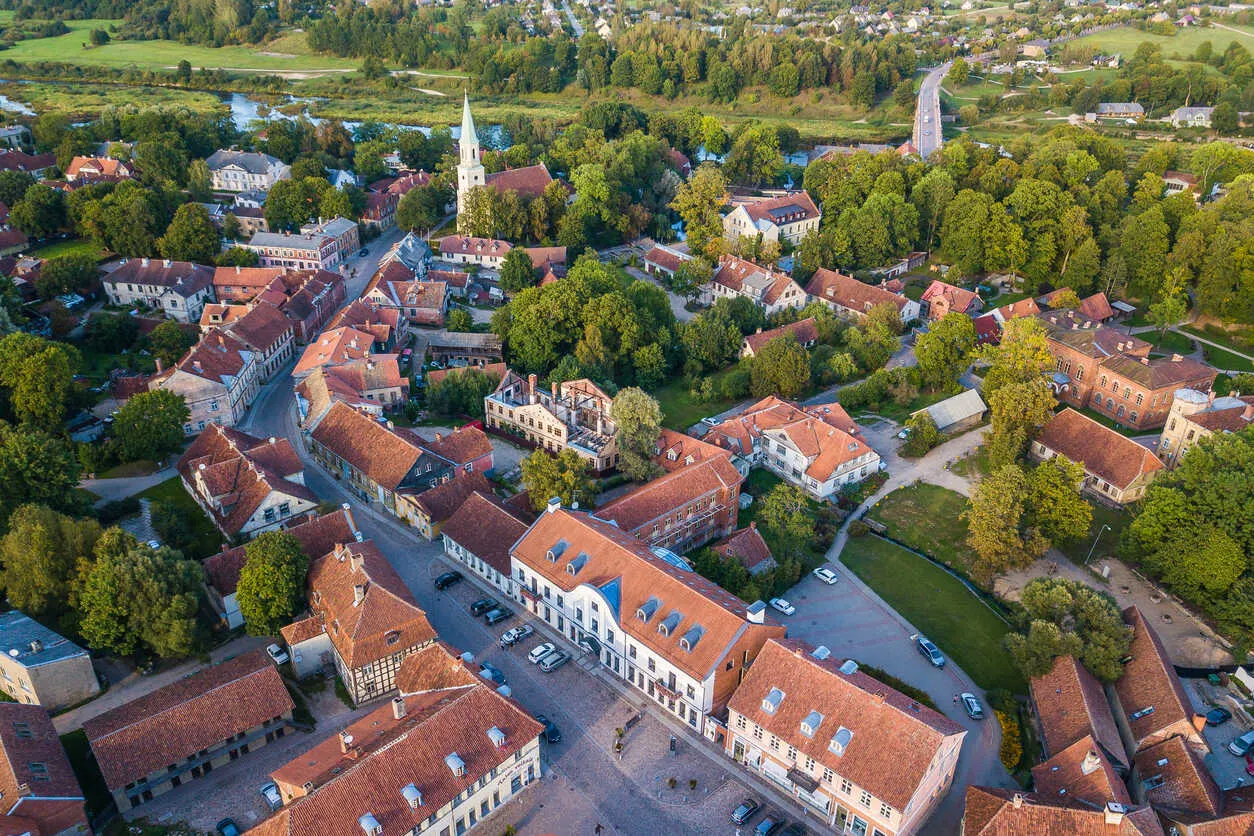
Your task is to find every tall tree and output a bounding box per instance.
[670,164,728,258]
[499,247,538,294]
[610,387,663,481]
[236,531,311,636]
[759,483,815,561]
[111,390,190,463]
[964,464,1048,582]
[158,203,220,264]
[147,320,197,367]
[1026,457,1092,544]
[0,422,83,524]
[748,334,811,398]
[520,449,595,511]
[0,505,100,619]
[914,313,976,390]
[1004,577,1132,682]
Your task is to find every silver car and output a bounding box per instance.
[528,642,556,664]
[538,650,570,672]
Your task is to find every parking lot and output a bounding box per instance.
[1187,677,1254,790]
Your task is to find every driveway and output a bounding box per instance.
[80,467,176,506]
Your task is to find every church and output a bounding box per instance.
[456,94,554,217]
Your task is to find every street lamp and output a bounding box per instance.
[1083,524,1112,567]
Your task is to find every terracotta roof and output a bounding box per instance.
[296,362,401,427]
[0,229,27,250]
[293,327,378,377]
[704,395,856,457]
[1040,310,1148,358]
[596,454,742,537]
[84,650,292,791]
[426,362,506,388]
[525,246,566,268]
[420,425,492,467]
[0,704,87,835]
[644,245,691,273]
[713,525,774,572]
[1037,409,1164,492]
[805,268,911,316]
[742,317,819,355]
[736,191,820,225]
[327,299,399,344]
[177,424,317,536]
[65,156,129,179]
[280,614,324,647]
[257,684,543,836]
[1180,787,1254,835]
[0,151,54,172]
[713,255,806,308]
[107,259,213,299]
[437,236,512,258]
[992,297,1041,321]
[426,268,469,288]
[395,641,480,693]
[199,303,249,329]
[963,787,1164,835]
[1031,736,1130,807]
[161,328,254,386]
[405,471,494,523]
[219,300,292,353]
[1031,655,1128,768]
[386,171,430,195]
[512,509,785,684]
[921,279,981,314]
[1099,353,1216,391]
[652,428,729,473]
[484,162,553,197]
[438,492,528,577]
[1188,396,1254,432]
[307,541,436,669]
[309,402,444,492]
[1133,735,1220,817]
[363,191,398,221]
[1080,292,1116,321]
[760,408,874,483]
[730,639,965,811]
[1114,607,1201,752]
[204,508,358,595]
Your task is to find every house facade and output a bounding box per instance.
[722,192,821,246]
[485,372,619,473]
[805,268,921,323]
[299,216,359,262]
[706,255,808,315]
[103,259,215,323]
[741,318,819,358]
[206,150,290,192]
[1031,409,1165,506]
[0,612,99,710]
[244,231,340,272]
[438,235,513,269]
[150,328,261,434]
[1156,389,1254,467]
[441,491,529,598]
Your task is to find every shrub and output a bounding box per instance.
[96,496,140,525]
[996,710,1023,770]
[848,519,870,537]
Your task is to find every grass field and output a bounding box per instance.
[951,445,992,479]
[866,483,976,576]
[0,81,227,117]
[840,534,1025,693]
[137,476,222,560]
[30,237,107,260]
[1202,345,1254,372]
[1146,329,1194,355]
[1055,501,1131,568]
[653,368,745,430]
[1070,23,1254,60]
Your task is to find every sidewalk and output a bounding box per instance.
[81,466,175,506]
[53,635,269,733]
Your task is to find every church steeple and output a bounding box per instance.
[460,92,480,166]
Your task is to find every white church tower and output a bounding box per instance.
[456,93,485,217]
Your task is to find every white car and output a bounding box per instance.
[260,782,282,811]
[528,642,556,664]
[700,416,723,426]
[265,643,289,666]
[813,567,839,585]
[502,625,534,646]
[769,598,796,616]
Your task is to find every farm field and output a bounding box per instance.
[1069,23,1254,59]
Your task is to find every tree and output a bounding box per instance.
[670,164,728,257]
[520,449,594,511]
[914,313,975,390]
[445,308,473,332]
[0,505,100,619]
[111,391,189,463]
[1047,289,1082,311]
[759,483,814,560]
[222,212,242,241]
[633,343,667,389]
[147,320,197,367]
[424,368,500,420]
[668,258,711,302]
[748,334,811,398]
[396,184,448,231]
[964,464,1048,582]
[499,247,538,294]
[976,317,1054,394]
[1026,456,1091,544]
[187,159,212,202]
[236,531,311,636]
[946,57,970,86]
[78,537,203,658]
[158,203,220,264]
[1004,577,1131,682]
[901,410,941,457]
[911,168,955,251]
[610,387,663,481]
[9,184,65,239]
[0,334,79,426]
[0,422,83,524]
[987,378,1056,468]
[0,171,35,206]
[216,246,259,267]
[1148,268,1189,346]
[1213,101,1239,135]
[35,254,98,299]
[85,312,139,354]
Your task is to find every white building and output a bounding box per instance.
[1169,106,1214,128]
[722,192,821,246]
[103,259,215,323]
[206,150,290,192]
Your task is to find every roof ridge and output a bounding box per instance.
[93,660,269,740]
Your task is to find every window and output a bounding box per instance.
[823,768,834,785]
[841,779,853,794]
[1135,392,1144,405]
[880,803,893,819]
[11,723,31,739]
[752,726,763,740]
[786,745,797,761]
[736,715,747,730]
[647,658,655,673]
[769,736,780,751]
[860,790,872,808]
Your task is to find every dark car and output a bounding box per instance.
[216,821,241,836]
[755,816,785,836]
[917,636,945,667]
[1207,707,1234,726]
[358,247,369,257]
[484,607,513,625]
[731,798,761,825]
[469,597,499,616]
[479,663,506,685]
[434,570,463,590]
[535,713,562,744]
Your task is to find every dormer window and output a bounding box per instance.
[657,610,682,637]
[829,726,853,756]
[566,553,589,576]
[800,710,823,738]
[636,597,660,622]
[678,624,704,652]
[547,540,569,563]
[486,726,506,747]
[445,753,466,777]
[762,687,784,714]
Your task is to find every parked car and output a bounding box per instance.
[484,607,513,625]
[434,570,463,590]
[769,597,796,616]
[917,636,945,667]
[479,663,506,685]
[1245,753,1254,777]
[812,567,839,585]
[755,816,785,836]
[897,427,911,440]
[535,713,562,744]
[538,650,570,672]
[1207,707,1233,726]
[960,692,984,720]
[216,821,240,836]
[469,597,499,616]
[358,247,369,257]
[700,416,723,426]
[265,643,289,666]
[731,798,761,825]
[502,625,534,646]
[259,782,282,811]
[1229,730,1254,756]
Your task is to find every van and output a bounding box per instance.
[1228,730,1254,757]
[484,608,513,625]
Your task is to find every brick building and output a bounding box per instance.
[0,704,89,835]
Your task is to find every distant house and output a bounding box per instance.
[177,424,319,540]
[64,155,133,183]
[1114,606,1208,753]
[205,269,345,345]
[485,372,618,473]
[243,231,340,272]
[643,244,692,279]
[1162,170,1201,200]
[362,262,449,326]
[149,328,261,434]
[0,150,55,177]
[1169,106,1214,128]
[427,330,504,367]
[962,788,1160,834]
[103,258,214,323]
[299,216,359,262]
[85,649,293,812]
[713,523,775,575]
[361,191,398,230]
[326,298,405,351]
[1031,408,1165,505]
[707,255,807,315]
[1095,102,1144,120]
[208,300,294,382]
[0,611,99,710]
[805,268,921,323]
[740,317,819,358]
[437,235,513,269]
[0,703,90,834]
[919,279,982,320]
[293,326,385,380]
[722,191,821,246]
[910,388,986,434]
[422,423,495,475]
[206,149,290,192]
[296,358,409,425]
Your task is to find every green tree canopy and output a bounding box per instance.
[610,387,663,481]
[759,483,815,561]
[158,203,220,264]
[236,531,311,636]
[1004,577,1131,682]
[748,333,811,399]
[147,320,197,368]
[520,449,595,512]
[0,504,100,620]
[111,390,190,463]
[914,313,976,390]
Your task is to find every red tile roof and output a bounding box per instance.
[437,236,512,259]
[65,156,130,179]
[1080,292,1116,321]
[420,424,493,467]
[713,255,806,308]
[156,327,254,387]
[309,402,440,491]
[1133,735,1221,817]
[485,162,553,198]
[84,650,293,791]
[805,268,911,316]
[730,639,965,811]
[294,327,378,377]
[1031,736,1130,807]
[439,492,528,577]
[1037,409,1164,492]
[0,151,54,173]
[219,299,292,354]
[742,317,819,355]
[204,508,358,595]
[921,279,981,314]
[737,191,820,225]
[405,470,494,523]
[652,428,729,473]
[0,704,87,835]
[1114,607,1202,752]
[713,525,774,573]
[525,246,566,268]
[595,454,743,537]
[1031,655,1127,768]
[644,245,691,274]
[963,787,1164,835]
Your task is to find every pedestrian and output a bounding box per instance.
[595,824,604,835]
[953,694,959,704]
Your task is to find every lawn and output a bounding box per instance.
[1070,24,1254,61]
[950,444,992,479]
[1145,329,1194,355]
[840,534,1025,693]
[1055,501,1132,568]
[59,729,112,818]
[653,368,746,430]
[78,348,156,384]
[1180,324,1254,356]
[30,237,107,260]
[865,483,976,577]
[1202,345,1254,373]
[137,476,223,560]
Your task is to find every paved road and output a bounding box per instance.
[561,0,584,37]
[914,64,950,159]
[81,467,176,505]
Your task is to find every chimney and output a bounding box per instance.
[596,413,605,434]
[546,496,561,514]
[269,436,276,445]
[1012,793,1024,809]
[1105,802,1126,825]
[749,521,756,530]
[155,357,164,373]
[350,550,364,572]
[353,583,366,605]
[1209,390,1216,405]
[386,420,394,430]
[141,257,149,267]
[528,373,538,405]
[551,381,558,399]
[1171,354,1183,362]
[391,696,407,720]
[747,600,766,624]
[1243,404,1254,421]
[28,640,42,654]
[435,433,442,442]
[1080,750,1102,775]
[339,731,354,754]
